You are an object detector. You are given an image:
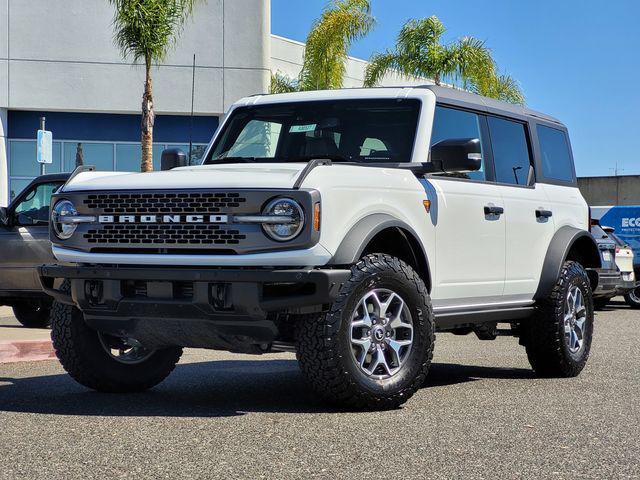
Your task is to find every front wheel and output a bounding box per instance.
[523,261,594,377]
[12,302,51,328]
[296,254,435,410]
[50,301,182,392]
[624,287,640,309]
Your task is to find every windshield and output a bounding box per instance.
[204,99,421,164]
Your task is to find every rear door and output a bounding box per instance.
[426,106,506,307]
[0,180,62,292]
[486,116,556,299]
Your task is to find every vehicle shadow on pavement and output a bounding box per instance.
[0,360,534,417]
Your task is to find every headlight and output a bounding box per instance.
[262,198,304,241]
[51,200,78,239]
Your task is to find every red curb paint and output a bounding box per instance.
[0,340,56,364]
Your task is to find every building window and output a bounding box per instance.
[8,140,208,202]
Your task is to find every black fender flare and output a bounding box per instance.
[533,226,601,300]
[329,213,432,289]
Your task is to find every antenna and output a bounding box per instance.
[188,53,196,164]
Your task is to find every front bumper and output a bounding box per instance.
[38,264,350,350]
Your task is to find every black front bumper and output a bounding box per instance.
[38,264,350,350]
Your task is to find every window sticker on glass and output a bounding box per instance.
[289,124,317,133]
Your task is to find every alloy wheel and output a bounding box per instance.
[564,285,587,354]
[349,288,414,379]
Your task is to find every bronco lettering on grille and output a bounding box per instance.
[97,215,229,224]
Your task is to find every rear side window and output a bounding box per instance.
[537,125,575,182]
[487,116,532,186]
[431,106,486,181]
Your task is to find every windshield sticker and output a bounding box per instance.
[289,124,317,133]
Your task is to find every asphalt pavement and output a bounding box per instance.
[0,301,638,479]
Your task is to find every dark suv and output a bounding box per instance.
[0,174,69,327]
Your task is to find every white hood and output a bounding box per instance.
[62,163,308,192]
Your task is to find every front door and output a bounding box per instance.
[0,180,62,292]
[426,106,506,308]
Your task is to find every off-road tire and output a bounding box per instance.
[50,299,183,392]
[12,302,52,328]
[523,261,594,377]
[296,254,435,410]
[624,287,640,309]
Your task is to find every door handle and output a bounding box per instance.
[484,205,504,216]
[535,209,553,218]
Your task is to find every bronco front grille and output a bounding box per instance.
[83,224,247,246]
[82,192,247,214]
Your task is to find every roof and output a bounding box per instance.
[242,84,564,127]
[421,85,563,126]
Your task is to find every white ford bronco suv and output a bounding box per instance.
[39,86,601,409]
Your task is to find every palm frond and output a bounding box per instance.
[270,72,299,94]
[108,0,199,63]
[479,73,525,104]
[299,0,375,91]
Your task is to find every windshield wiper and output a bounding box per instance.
[293,154,352,163]
[208,156,256,165]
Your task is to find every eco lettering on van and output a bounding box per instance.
[621,218,640,228]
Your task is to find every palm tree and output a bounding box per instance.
[468,71,525,105]
[270,72,299,94]
[364,16,493,89]
[270,0,375,93]
[108,0,200,172]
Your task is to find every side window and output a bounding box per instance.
[537,124,575,182]
[430,106,486,181]
[487,116,532,186]
[13,182,62,226]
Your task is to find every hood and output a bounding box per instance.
[62,163,308,192]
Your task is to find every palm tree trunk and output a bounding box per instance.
[434,73,441,86]
[141,56,154,172]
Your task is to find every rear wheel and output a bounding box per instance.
[12,302,51,328]
[51,300,182,392]
[296,254,434,410]
[523,261,594,377]
[624,287,640,309]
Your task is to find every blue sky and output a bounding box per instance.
[271,0,640,177]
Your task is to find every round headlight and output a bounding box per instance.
[52,200,78,239]
[262,198,305,241]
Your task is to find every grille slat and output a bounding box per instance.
[84,192,247,214]
[82,191,249,248]
[84,224,246,246]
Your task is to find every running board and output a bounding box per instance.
[434,306,535,331]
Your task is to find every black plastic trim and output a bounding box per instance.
[533,226,601,300]
[328,213,431,289]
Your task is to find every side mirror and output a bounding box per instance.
[430,138,482,173]
[0,207,7,227]
[161,148,187,171]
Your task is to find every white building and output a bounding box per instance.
[0,0,423,206]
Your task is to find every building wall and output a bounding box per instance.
[578,175,640,207]
[0,0,271,205]
[2,0,270,115]
[270,35,429,88]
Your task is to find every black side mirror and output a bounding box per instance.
[430,138,482,173]
[0,207,7,227]
[161,148,187,171]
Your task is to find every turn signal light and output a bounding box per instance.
[423,200,431,213]
[313,202,321,231]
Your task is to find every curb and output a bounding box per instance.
[0,340,56,364]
